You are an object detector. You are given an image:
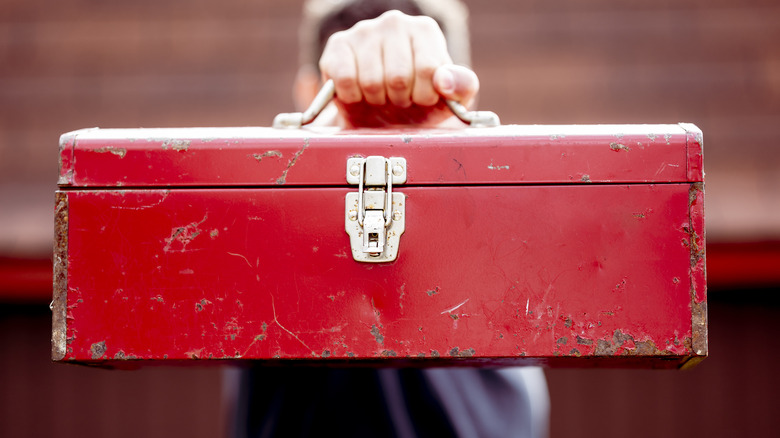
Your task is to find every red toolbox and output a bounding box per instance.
[52,123,706,368]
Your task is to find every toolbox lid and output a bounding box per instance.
[58,124,703,188]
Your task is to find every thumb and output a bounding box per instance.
[433,64,479,107]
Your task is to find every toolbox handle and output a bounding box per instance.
[273,79,500,128]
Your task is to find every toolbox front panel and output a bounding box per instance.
[57,183,700,366]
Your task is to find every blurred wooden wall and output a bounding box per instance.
[1,0,779,437]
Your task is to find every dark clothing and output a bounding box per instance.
[232,367,543,438]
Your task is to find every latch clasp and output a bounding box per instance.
[345,156,406,263]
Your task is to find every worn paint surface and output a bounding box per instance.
[58,125,693,188]
[51,191,68,361]
[54,124,706,368]
[58,184,703,367]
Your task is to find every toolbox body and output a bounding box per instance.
[52,124,706,368]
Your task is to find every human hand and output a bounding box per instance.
[318,10,479,128]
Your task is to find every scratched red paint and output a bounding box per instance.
[54,124,706,368]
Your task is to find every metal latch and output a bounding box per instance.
[345,156,406,263]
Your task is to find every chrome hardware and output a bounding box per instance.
[345,156,406,263]
[273,79,499,128]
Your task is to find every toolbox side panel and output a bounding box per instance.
[52,191,69,360]
[61,184,697,366]
[688,182,707,361]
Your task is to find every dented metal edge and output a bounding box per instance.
[52,191,69,361]
[679,122,704,183]
[681,121,707,365]
[58,128,97,187]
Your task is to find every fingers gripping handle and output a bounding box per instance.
[272,79,500,129]
[273,79,337,129]
[443,99,501,128]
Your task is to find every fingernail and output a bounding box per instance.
[438,68,454,94]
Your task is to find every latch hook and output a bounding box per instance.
[345,156,406,263]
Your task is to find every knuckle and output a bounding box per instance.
[387,73,412,91]
[325,30,348,47]
[379,10,405,24]
[317,57,331,74]
[416,63,437,80]
[359,78,384,95]
[350,20,372,35]
[334,75,358,91]
[413,15,440,31]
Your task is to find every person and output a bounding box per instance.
[293,0,478,128]
[230,1,550,436]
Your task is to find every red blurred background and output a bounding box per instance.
[1,0,778,436]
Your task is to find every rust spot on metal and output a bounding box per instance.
[595,339,612,355]
[580,174,591,183]
[114,350,126,360]
[321,350,331,358]
[401,135,412,144]
[576,335,593,346]
[164,215,208,252]
[370,324,384,344]
[687,182,708,358]
[632,339,662,355]
[569,348,581,356]
[691,299,708,356]
[94,146,127,158]
[276,139,309,185]
[52,192,69,361]
[195,298,211,312]
[563,316,573,328]
[449,314,459,320]
[556,337,568,345]
[609,142,630,152]
[425,287,440,296]
[91,341,107,359]
[595,330,632,355]
[252,150,283,162]
[686,183,706,267]
[449,347,475,357]
[594,329,684,356]
[380,350,398,357]
[161,139,191,151]
[431,350,440,358]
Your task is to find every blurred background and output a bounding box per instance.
[1,0,779,436]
